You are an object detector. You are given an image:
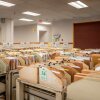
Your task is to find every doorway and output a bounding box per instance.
[39,31,48,42]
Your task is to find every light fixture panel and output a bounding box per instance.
[0,0,15,7]
[40,21,52,25]
[23,11,40,16]
[19,18,34,22]
[68,1,88,9]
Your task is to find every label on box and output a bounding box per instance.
[40,68,47,80]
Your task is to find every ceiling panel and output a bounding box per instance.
[0,0,99,25]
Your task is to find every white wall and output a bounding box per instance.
[39,31,47,42]
[14,19,73,45]
[51,19,73,43]
[51,18,100,43]
[14,25,37,43]
[14,24,52,43]
[0,20,73,45]
[13,20,73,48]
[37,25,52,42]
[74,16,100,23]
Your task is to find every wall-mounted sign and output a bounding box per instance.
[53,33,61,42]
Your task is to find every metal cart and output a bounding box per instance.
[6,69,19,100]
[16,78,67,100]
[0,73,6,100]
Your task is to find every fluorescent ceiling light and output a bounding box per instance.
[0,0,15,7]
[40,22,52,25]
[19,18,34,22]
[23,11,40,16]
[68,1,88,9]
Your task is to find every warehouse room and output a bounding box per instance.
[0,0,100,100]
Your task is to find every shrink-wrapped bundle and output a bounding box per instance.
[2,57,18,71]
[28,55,35,64]
[19,55,35,66]
[0,53,6,58]
[47,60,80,83]
[19,65,67,91]
[18,57,26,66]
[19,67,38,84]
[33,53,43,62]
[49,52,60,59]
[61,65,78,82]
[39,67,67,91]
[55,56,69,61]
[72,60,89,70]
[0,59,7,73]
[48,64,71,85]
[95,63,100,71]
[19,49,33,54]
[91,54,100,66]
[5,51,21,56]
[62,63,81,73]
[33,52,49,62]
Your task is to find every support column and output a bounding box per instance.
[1,18,14,46]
